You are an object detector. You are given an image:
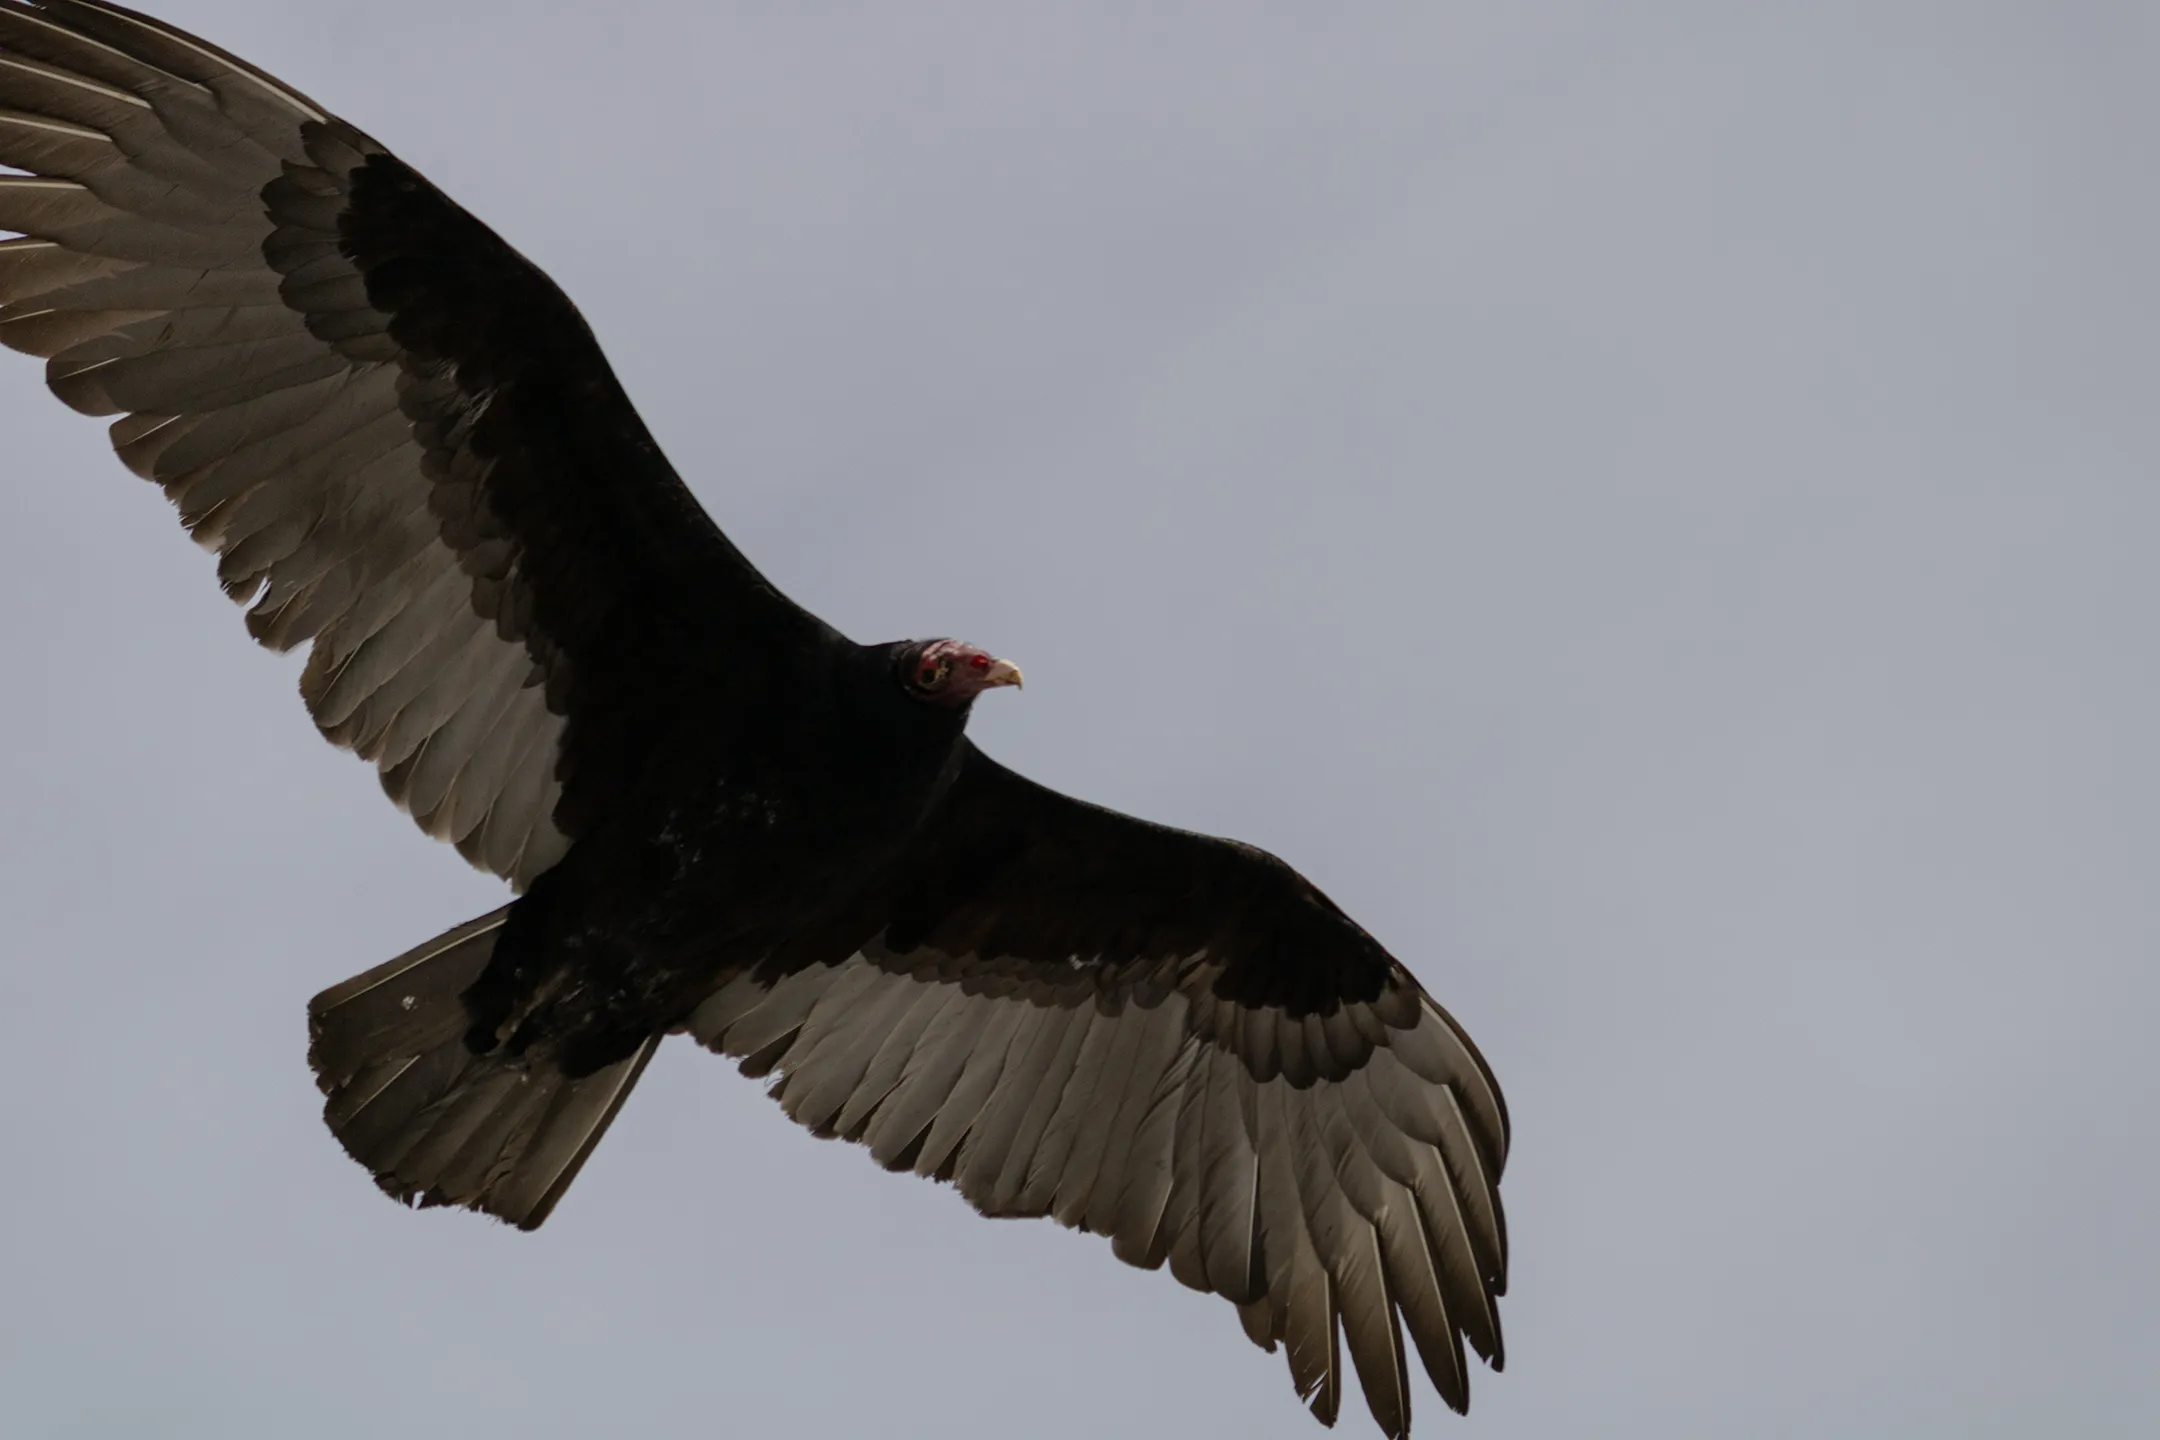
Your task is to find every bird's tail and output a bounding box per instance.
[306,907,659,1230]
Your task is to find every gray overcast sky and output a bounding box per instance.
[3,2,2156,1436]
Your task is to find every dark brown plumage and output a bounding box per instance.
[0,5,1510,1433]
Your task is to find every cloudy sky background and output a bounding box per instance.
[3,2,2155,1436]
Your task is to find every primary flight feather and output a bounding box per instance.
[0,4,1510,1432]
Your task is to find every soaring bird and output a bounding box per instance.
[0,3,1509,1432]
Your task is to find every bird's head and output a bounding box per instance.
[894,639,1024,709]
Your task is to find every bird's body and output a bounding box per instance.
[476,639,976,1077]
[0,5,1512,1434]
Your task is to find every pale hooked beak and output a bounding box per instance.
[982,658,1025,690]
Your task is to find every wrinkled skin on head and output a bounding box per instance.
[894,639,1024,708]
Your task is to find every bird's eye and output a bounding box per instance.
[918,665,942,687]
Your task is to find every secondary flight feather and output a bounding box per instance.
[0,4,1510,1433]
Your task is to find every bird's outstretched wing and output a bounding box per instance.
[691,744,1510,1437]
[0,0,832,887]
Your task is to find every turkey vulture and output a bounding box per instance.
[0,3,1510,1433]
